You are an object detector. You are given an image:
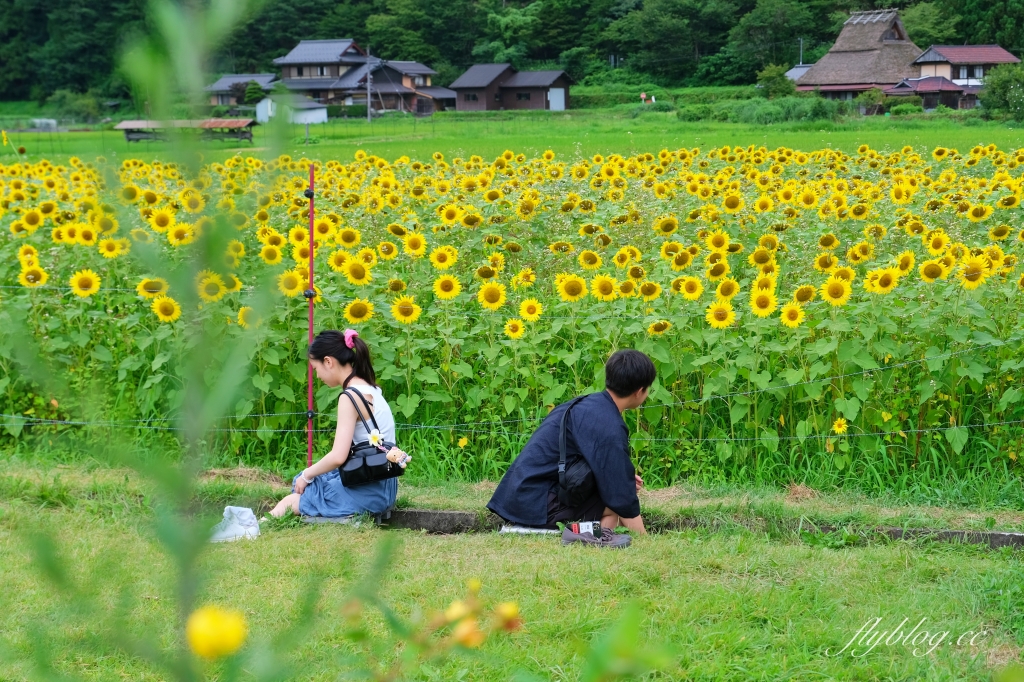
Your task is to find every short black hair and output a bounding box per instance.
[604,349,656,397]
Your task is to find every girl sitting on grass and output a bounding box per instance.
[269,329,399,519]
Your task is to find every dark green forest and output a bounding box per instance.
[1,0,1021,101]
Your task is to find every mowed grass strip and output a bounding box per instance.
[6,114,1023,167]
[0,500,1021,681]
[4,460,1024,536]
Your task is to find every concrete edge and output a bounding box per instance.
[330,509,1024,549]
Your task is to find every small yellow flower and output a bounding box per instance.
[445,600,471,623]
[458,437,469,448]
[452,618,486,648]
[832,417,848,435]
[185,606,247,660]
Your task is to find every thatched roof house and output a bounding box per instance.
[797,9,922,99]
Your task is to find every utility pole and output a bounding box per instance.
[799,38,804,65]
[366,45,372,123]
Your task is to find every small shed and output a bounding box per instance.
[256,96,328,124]
[499,70,572,110]
[449,64,516,111]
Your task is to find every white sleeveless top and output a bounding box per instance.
[345,384,396,444]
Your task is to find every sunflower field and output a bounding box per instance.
[1,142,1023,484]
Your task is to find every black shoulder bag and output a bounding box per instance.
[557,396,596,507]
[338,388,405,487]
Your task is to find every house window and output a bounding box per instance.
[516,92,531,101]
[464,93,478,101]
[316,66,328,77]
[976,65,984,79]
[959,65,968,79]
[413,76,424,86]
[495,92,502,102]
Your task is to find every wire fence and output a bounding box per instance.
[0,331,1018,440]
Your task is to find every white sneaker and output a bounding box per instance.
[210,506,261,542]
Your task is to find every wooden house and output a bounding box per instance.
[796,9,922,99]
[913,45,1020,86]
[449,64,571,111]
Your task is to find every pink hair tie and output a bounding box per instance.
[343,329,359,349]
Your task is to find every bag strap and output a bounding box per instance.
[342,388,379,435]
[347,386,381,431]
[557,396,588,505]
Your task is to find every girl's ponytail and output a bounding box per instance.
[307,329,377,387]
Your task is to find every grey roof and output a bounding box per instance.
[334,62,377,89]
[387,60,437,76]
[273,39,363,65]
[500,70,568,87]
[280,78,340,91]
[268,95,327,109]
[449,64,513,89]
[784,64,812,81]
[417,86,457,99]
[205,74,276,92]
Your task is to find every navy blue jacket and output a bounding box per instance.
[487,391,641,526]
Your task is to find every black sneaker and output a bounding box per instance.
[562,526,631,548]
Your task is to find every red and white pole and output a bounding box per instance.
[304,164,315,467]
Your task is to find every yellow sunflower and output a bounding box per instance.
[391,295,422,324]
[403,233,427,257]
[557,274,587,302]
[237,306,262,329]
[520,298,543,321]
[477,281,507,311]
[277,270,303,297]
[590,274,617,302]
[19,266,49,288]
[70,269,101,297]
[343,298,374,324]
[503,318,526,340]
[715,278,740,300]
[919,259,945,283]
[779,302,805,328]
[98,238,124,258]
[433,274,462,300]
[680,277,703,301]
[136,277,169,298]
[958,255,990,290]
[429,246,458,270]
[820,276,852,307]
[578,250,602,270]
[793,284,816,303]
[198,274,227,302]
[749,290,778,318]
[639,280,662,301]
[647,320,672,335]
[344,260,373,286]
[152,295,182,323]
[705,300,736,329]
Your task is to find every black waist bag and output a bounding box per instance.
[338,388,404,487]
[557,396,596,507]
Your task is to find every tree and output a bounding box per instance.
[979,63,1024,119]
[756,63,795,98]
[602,0,750,82]
[471,1,545,69]
[244,80,265,105]
[727,0,813,70]
[902,2,960,48]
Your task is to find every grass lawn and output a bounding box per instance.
[1,461,1023,680]
[3,112,1023,165]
